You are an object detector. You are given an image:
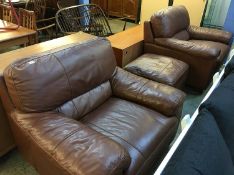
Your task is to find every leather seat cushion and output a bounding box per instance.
[124,53,189,88]
[189,40,230,64]
[82,97,178,174]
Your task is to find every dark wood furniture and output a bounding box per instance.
[91,0,140,22]
[91,0,108,14]
[108,0,122,17]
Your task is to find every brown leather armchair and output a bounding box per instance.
[1,38,185,175]
[144,5,232,90]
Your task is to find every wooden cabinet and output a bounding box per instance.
[91,0,108,14]
[108,0,140,22]
[46,0,58,9]
[122,0,139,21]
[91,0,140,22]
[108,0,122,17]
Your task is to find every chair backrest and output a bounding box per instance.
[3,38,116,118]
[57,0,77,9]
[150,5,190,40]
[19,8,36,30]
[0,4,13,22]
[56,4,112,37]
[25,0,46,20]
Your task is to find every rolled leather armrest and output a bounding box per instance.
[110,68,186,117]
[154,38,221,59]
[12,111,131,175]
[188,25,232,44]
[144,21,154,43]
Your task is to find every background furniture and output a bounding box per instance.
[0,3,13,22]
[1,37,185,174]
[108,0,140,22]
[90,0,108,14]
[0,32,96,157]
[57,0,77,9]
[91,0,141,22]
[161,56,234,174]
[18,8,37,43]
[19,8,36,30]
[107,24,143,67]
[0,19,36,50]
[56,4,113,37]
[25,0,56,39]
[144,5,232,91]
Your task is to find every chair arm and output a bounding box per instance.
[188,25,232,44]
[154,38,221,59]
[36,17,56,23]
[144,21,154,43]
[110,68,186,117]
[12,111,130,175]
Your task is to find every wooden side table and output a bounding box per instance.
[107,24,144,67]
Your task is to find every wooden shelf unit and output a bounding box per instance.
[91,0,141,23]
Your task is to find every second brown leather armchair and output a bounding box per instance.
[1,38,185,175]
[144,5,232,91]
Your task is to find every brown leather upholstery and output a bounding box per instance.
[1,38,186,175]
[144,5,232,90]
[124,54,189,89]
[0,100,14,156]
[0,77,15,157]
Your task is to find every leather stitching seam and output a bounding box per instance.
[84,121,146,160]
[10,65,24,109]
[53,54,79,117]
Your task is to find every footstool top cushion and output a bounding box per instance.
[124,53,189,87]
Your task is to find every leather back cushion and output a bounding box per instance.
[56,81,112,120]
[150,5,190,38]
[4,38,116,113]
[172,30,190,40]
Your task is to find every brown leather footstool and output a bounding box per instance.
[124,53,189,89]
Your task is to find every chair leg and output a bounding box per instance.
[123,20,127,31]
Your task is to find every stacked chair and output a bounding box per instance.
[25,0,56,40]
[57,0,77,9]
[0,3,13,22]
[56,4,113,37]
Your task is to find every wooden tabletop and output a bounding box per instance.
[0,32,96,75]
[0,20,36,42]
[107,24,143,49]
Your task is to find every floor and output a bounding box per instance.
[0,19,218,175]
